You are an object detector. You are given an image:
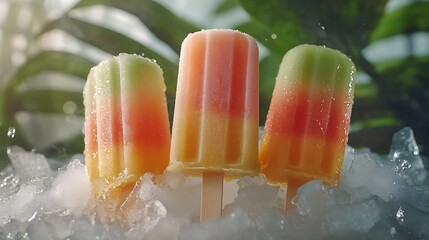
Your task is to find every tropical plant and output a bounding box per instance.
[0,0,428,169]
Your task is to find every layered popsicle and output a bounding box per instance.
[84,53,170,197]
[259,44,355,205]
[168,29,259,220]
[169,29,260,176]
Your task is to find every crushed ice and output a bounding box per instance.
[0,127,428,239]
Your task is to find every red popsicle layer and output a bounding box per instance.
[259,44,355,185]
[169,29,260,177]
[84,54,170,196]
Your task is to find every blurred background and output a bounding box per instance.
[0,0,428,169]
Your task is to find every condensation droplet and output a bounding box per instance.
[396,206,405,224]
[7,127,16,138]
[400,160,412,170]
[271,33,277,40]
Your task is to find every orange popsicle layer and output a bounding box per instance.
[84,54,170,196]
[259,44,355,185]
[169,29,259,177]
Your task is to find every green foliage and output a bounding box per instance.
[41,17,178,97]
[370,2,429,42]
[4,51,92,94]
[72,0,199,53]
[0,51,93,167]
[238,0,387,54]
[0,0,428,169]
[214,0,238,14]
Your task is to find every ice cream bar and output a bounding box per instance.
[169,29,259,220]
[84,53,170,197]
[259,44,355,206]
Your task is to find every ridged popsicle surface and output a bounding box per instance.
[169,29,259,177]
[84,54,170,195]
[259,44,355,185]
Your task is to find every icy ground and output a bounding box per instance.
[1,127,429,240]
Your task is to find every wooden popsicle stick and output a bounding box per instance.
[200,171,224,222]
[284,180,306,211]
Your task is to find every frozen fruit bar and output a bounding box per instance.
[84,53,170,196]
[169,29,260,177]
[168,29,259,221]
[259,44,355,202]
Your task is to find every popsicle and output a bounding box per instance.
[168,29,259,221]
[258,44,355,209]
[84,53,170,198]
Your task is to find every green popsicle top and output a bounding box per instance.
[276,44,355,91]
[85,53,166,97]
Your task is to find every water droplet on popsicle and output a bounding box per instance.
[7,127,16,138]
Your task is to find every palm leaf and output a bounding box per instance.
[72,0,199,53]
[9,90,83,116]
[214,0,239,14]
[238,0,387,55]
[4,51,93,94]
[40,16,178,96]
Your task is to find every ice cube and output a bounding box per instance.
[69,216,99,240]
[178,208,254,240]
[157,177,200,220]
[125,200,167,239]
[0,218,28,238]
[49,159,91,214]
[70,215,124,240]
[293,180,332,216]
[395,204,429,239]
[343,145,387,169]
[322,197,385,235]
[27,219,55,240]
[252,208,289,239]
[0,166,20,200]
[341,153,401,201]
[236,184,278,212]
[179,207,289,240]
[388,127,427,184]
[390,127,420,156]
[224,176,279,216]
[41,214,73,239]
[179,177,289,240]
[396,184,429,213]
[143,216,182,240]
[0,133,428,240]
[121,173,200,223]
[367,219,409,240]
[7,146,52,179]
[9,184,38,222]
